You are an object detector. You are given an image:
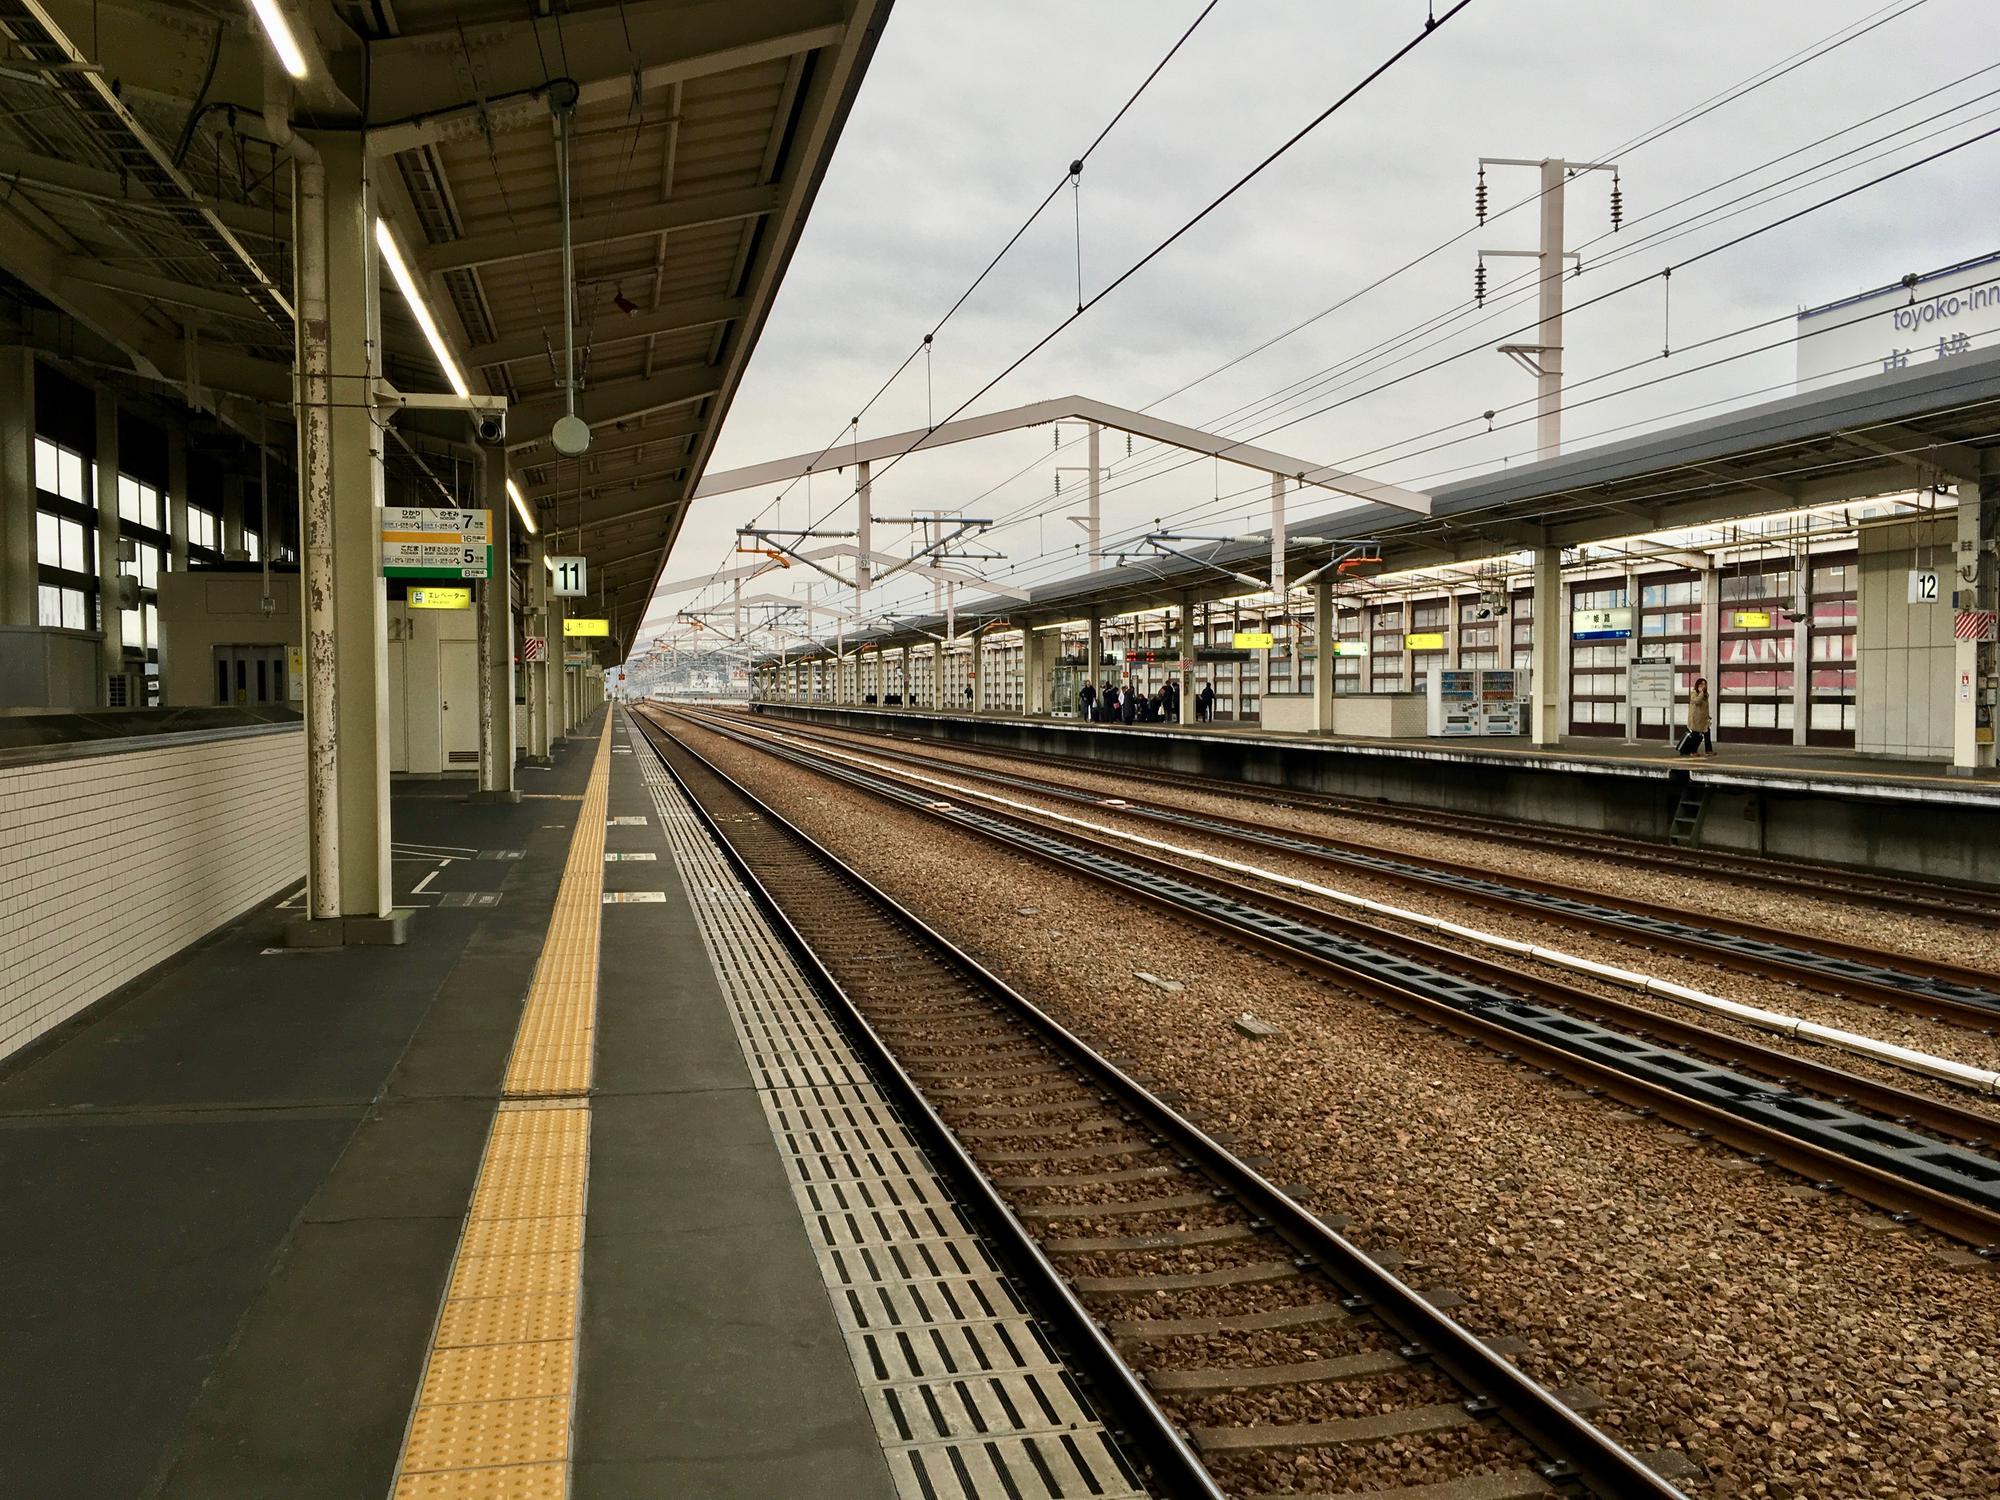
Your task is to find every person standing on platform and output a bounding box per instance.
[1686,677,1715,757]
[1197,681,1215,722]
[1121,688,1137,726]
[1078,680,1096,722]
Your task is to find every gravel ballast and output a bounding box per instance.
[669,712,2000,1500]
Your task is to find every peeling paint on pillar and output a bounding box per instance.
[296,149,341,920]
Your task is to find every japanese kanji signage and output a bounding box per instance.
[380,507,492,580]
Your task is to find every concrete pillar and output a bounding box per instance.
[1530,546,1562,747]
[1024,622,1049,715]
[0,347,33,627]
[969,632,983,712]
[1791,566,1811,748]
[292,129,400,942]
[94,387,123,691]
[1953,463,1998,772]
[929,639,943,707]
[1313,579,1335,733]
[1086,609,1103,708]
[1622,565,1641,744]
[545,586,567,747]
[1699,565,1720,738]
[166,430,189,574]
[222,473,246,558]
[475,443,517,800]
[1177,592,1195,725]
[523,534,551,763]
[900,644,912,706]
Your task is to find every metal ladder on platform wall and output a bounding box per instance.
[1667,781,1711,846]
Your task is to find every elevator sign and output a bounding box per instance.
[380,507,492,579]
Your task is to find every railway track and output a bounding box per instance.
[633,707,1685,1500]
[768,708,2000,923]
[716,708,2000,1030]
[654,704,2000,1252]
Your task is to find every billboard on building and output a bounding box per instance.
[1796,252,2000,393]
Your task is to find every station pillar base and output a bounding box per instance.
[285,909,416,949]
[522,754,555,769]
[468,789,524,804]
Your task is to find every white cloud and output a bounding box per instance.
[642,0,2000,641]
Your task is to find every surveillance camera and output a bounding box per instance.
[474,412,506,446]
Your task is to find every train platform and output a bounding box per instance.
[0,706,1115,1500]
[752,702,2000,886]
[758,702,2000,806]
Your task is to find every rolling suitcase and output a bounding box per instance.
[1676,729,1701,756]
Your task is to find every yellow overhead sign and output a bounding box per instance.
[408,586,471,610]
[1232,631,1275,649]
[563,617,610,637]
[1405,631,1446,650]
[1731,609,1772,629]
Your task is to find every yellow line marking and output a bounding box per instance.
[390,719,612,1498]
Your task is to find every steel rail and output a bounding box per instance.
[774,710,2000,920]
[634,706,1687,1500]
[690,702,2000,1142]
[667,707,2000,1252]
[725,710,2000,1025]
[631,714,1215,1499]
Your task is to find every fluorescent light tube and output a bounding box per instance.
[375,218,469,399]
[506,478,539,536]
[248,0,309,80]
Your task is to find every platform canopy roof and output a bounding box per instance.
[756,345,2000,662]
[0,0,891,658]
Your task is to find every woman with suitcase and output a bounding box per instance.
[1682,677,1714,757]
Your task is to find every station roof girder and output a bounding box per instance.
[752,347,2000,664]
[690,394,1434,514]
[0,0,895,663]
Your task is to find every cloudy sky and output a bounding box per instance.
[640,0,2000,643]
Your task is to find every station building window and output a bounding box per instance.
[32,437,98,634]
[1408,598,1447,690]
[1458,598,1501,671]
[1510,590,1533,672]
[1718,565,1794,743]
[1333,608,1363,693]
[1368,604,1404,692]
[1637,571,1703,730]
[187,503,222,560]
[1568,579,1628,734]
[117,474,170,703]
[1807,555,1857,745]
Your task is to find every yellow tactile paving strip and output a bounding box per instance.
[390,721,611,1499]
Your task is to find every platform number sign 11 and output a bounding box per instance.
[551,555,587,597]
[1909,568,1939,605]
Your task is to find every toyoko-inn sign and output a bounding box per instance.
[1795,252,2000,393]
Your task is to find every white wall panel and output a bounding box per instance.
[0,728,304,1062]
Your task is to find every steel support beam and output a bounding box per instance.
[364,3,846,153]
[0,347,32,627]
[467,294,745,371]
[1530,545,1562,747]
[416,186,781,275]
[524,533,551,764]
[288,129,403,945]
[508,364,720,448]
[475,443,519,801]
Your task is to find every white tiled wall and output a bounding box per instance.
[0,728,305,1062]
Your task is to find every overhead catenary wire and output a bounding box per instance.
[773,3,1964,629]
[675,2,1909,634]
[724,0,1227,563]
[971,53,2000,556]
[666,0,1935,639]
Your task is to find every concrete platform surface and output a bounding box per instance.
[0,708,893,1500]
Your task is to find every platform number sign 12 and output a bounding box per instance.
[551,555,587,597]
[1909,568,1940,605]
